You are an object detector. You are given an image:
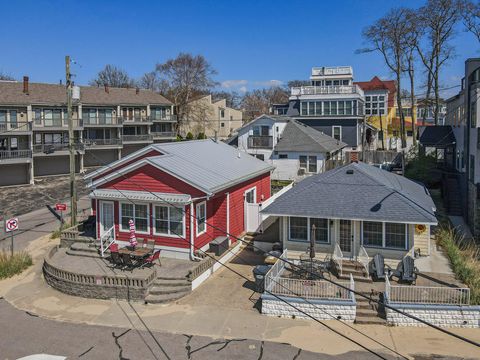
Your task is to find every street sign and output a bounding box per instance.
[55,203,67,211]
[5,217,19,232]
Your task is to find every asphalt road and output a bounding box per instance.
[0,196,90,252]
[0,299,381,360]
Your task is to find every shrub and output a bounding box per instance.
[0,251,33,279]
[197,132,206,139]
[436,226,480,305]
[404,154,438,187]
[186,132,194,140]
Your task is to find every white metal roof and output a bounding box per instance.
[89,189,192,204]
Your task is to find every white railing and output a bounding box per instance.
[385,275,391,301]
[264,249,288,292]
[100,225,115,258]
[268,277,352,300]
[357,245,370,279]
[312,66,352,76]
[290,85,364,97]
[332,243,343,276]
[386,279,471,306]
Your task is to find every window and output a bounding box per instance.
[253,125,269,136]
[289,217,329,243]
[301,102,308,116]
[363,221,408,249]
[279,154,288,159]
[34,109,41,125]
[338,101,345,115]
[299,155,317,173]
[196,201,206,235]
[245,187,256,203]
[35,133,42,144]
[220,109,225,118]
[253,154,264,160]
[10,137,18,150]
[289,217,308,241]
[362,221,383,247]
[330,101,337,115]
[154,205,184,237]
[220,122,225,127]
[332,126,342,141]
[471,102,477,128]
[10,110,17,128]
[120,203,149,233]
[308,101,315,115]
[385,223,407,249]
[324,101,331,115]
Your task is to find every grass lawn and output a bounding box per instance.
[0,251,33,279]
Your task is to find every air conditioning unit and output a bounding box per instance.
[297,168,306,176]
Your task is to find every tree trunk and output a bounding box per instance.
[422,72,432,126]
[409,56,416,146]
[396,72,407,149]
[379,114,385,150]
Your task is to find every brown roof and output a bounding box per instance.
[0,81,172,106]
[354,76,396,93]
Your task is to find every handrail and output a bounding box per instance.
[100,225,115,257]
[332,243,343,276]
[264,249,288,292]
[357,245,370,279]
[388,283,471,306]
[349,273,355,301]
[385,275,391,301]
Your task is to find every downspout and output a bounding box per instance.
[226,192,230,246]
[189,202,203,261]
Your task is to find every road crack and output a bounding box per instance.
[78,345,95,357]
[292,348,302,359]
[112,329,131,360]
[258,341,264,360]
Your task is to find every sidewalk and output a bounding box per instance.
[2,234,480,359]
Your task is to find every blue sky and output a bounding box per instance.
[0,0,478,97]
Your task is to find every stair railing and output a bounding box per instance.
[332,243,343,276]
[100,225,115,258]
[357,245,370,279]
[349,273,355,301]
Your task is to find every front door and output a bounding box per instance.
[99,201,114,237]
[338,219,353,257]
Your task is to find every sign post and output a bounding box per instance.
[55,203,67,225]
[5,217,19,257]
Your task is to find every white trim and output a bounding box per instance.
[287,216,330,244]
[361,221,408,250]
[244,186,257,204]
[99,200,114,237]
[196,201,207,236]
[332,125,342,141]
[152,204,186,238]
[118,201,150,235]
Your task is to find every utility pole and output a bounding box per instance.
[66,55,77,226]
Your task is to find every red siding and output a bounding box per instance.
[92,149,161,182]
[100,164,206,197]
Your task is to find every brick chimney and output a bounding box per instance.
[349,151,359,163]
[104,84,109,93]
[23,76,29,94]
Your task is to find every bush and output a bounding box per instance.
[404,154,438,187]
[197,132,206,139]
[436,226,480,305]
[0,251,33,279]
[50,222,71,239]
[186,132,194,140]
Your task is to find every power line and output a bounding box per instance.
[82,148,480,349]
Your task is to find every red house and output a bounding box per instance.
[85,140,273,260]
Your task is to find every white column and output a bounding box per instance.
[226,192,230,245]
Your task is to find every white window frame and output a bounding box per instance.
[288,216,330,244]
[332,126,342,141]
[153,205,186,238]
[119,202,150,235]
[244,186,257,204]
[196,201,207,236]
[361,221,408,250]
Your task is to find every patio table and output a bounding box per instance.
[130,248,152,258]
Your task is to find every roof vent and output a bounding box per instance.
[346,169,354,175]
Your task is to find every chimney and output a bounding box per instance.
[104,84,109,93]
[349,151,359,163]
[23,76,29,94]
[136,87,139,95]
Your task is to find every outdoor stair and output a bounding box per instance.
[66,242,102,258]
[337,260,372,283]
[243,232,257,251]
[354,291,386,325]
[145,276,192,304]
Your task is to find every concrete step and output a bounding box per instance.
[70,242,98,253]
[156,275,190,281]
[154,279,191,287]
[338,274,372,283]
[149,286,191,295]
[144,291,190,304]
[66,249,102,258]
[354,316,386,325]
[356,309,379,317]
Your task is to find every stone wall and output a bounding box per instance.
[467,182,480,241]
[386,304,480,328]
[261,294,356,322]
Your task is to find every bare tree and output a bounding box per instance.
[287,80,310,88]
[462,0,480,42]
[359,8,412,148]
[241,87,289,122]
[0,72,15,81]
[211,90,242,109]
[89,64,135,88]
[138,71,169,93]
[405,9,420,145]
[416,0,462,124]
[156,53,217,130]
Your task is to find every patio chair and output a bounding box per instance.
[109,251,124,269]
[138,238,147,248]
[369,254,391,281]
[146,239,155,251]
[121,253,136,271]
[389,256,418,284]
[139,250,161,268]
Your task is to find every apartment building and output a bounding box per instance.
[0,77,176,187]
[181,94,243,140]
[284,66,366,151]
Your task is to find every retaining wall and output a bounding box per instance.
[386,303,480,328]
[261,294,356,322]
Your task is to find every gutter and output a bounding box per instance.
[189,202,203,261]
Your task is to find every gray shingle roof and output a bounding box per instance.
[419,126,456,148]
[262,162,437,224]
[0,81,172,106]
[147,140,273,194]
[274,120,347,153]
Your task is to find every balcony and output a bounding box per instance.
[311,66,353,77]
[0,149,32,163]
[83,138,123,148]
[149,114,177,122]
[33,142,85,156]
[33,118,83,130]
[290,85,364,97]
[119,116,152,125]
[122,134,154,143]
[248,135,273,149]
[83,116,122,127]
[151,131,177,139]
[0,122,32,134]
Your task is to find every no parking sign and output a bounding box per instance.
[5,217,19,232]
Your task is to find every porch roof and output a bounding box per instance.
[261,162,438,225]
[419,125,456,148]
[89,189,192,204]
